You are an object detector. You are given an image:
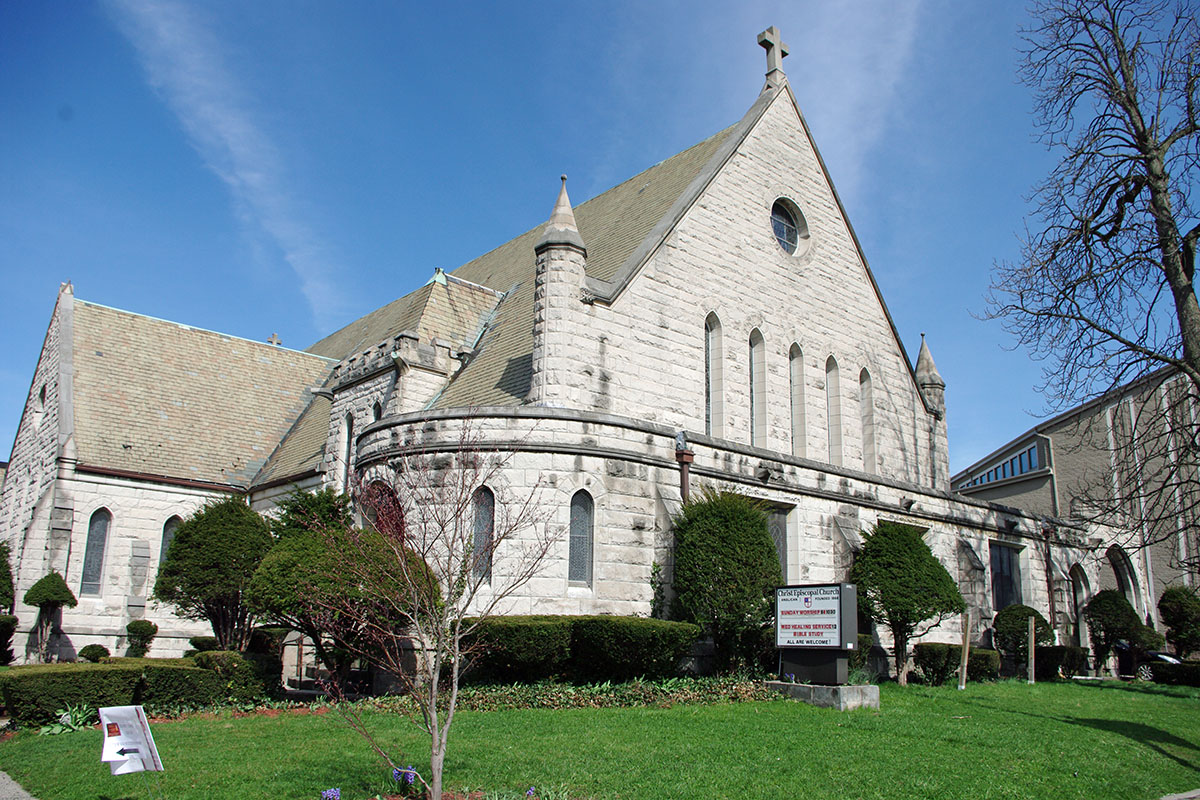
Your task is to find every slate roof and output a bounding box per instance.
[71,301,336,488]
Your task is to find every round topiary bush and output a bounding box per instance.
[670,488,781,672]
[125,619,158,658]
[992,604,1053,665]
[79,644,111,663]
[23,572,78,610]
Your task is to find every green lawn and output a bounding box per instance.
[2,680,1198,799]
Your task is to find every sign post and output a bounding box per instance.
[775,583,857,685]
[99,706,163,775]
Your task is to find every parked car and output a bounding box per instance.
[1135,650,1182,681]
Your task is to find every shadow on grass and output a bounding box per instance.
[1071,680,1200,701]
[957,691,1200,773]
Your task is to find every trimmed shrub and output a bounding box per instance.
[0,661,221,724]
[24,572,78,609]
[192,650,272,702]
[1035,645,1090,680]
[0,614,16,666]
[125,620,158,658]
[670,489,781,672]
[189,636,220,652]
[1148,661,1200,686]
[967,648,1001,682]
[1084,590,1141,668]
[913,643,958,686]
[567,617,701,682]
[248,626,290,655]
[468,616,574,682]
[0,542,14,613]
[992,604,1053,665]
[1159,586,1200,658]
[78,644,110,663]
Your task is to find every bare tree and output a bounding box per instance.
[308,416,555,799]
[988,0,1200,569]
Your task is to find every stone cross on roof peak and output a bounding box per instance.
[267,333,282,346]
[757,26,789,89]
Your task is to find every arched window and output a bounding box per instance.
[473,486,495,582]
[789,344,805,458]
[342,413,354,491]
[825,356,842,466]
[361,481,403,538]
[860,368,876,474]
[1069,564,1090,647]
[372,401,382,421]
[704,314,724,437]
[159,515,182,567]
[749,329,766,448]
[81,508,111,595]
[568,490,594,586]
[1106,545,1139,611]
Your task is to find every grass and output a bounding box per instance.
[1,680,1198,799]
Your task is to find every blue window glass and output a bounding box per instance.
[81,509,111,595]
[473,487,494,582]
[568,491,594,585]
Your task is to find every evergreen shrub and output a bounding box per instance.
[848,633,874,672]
[567,617,701,682]
[670,489,781,671]
[189,636,220,652]
[468,616,576,682]
[912,643,999,684]
[1084,590,1141,667]
[1148,662,1200,686]
[125,620,158,658]
[1034,645,1090,680]
[23,572,77,610]
[0,542,14,612]
[78,644,110,663]
[0,614,16,666]
[1159,586,1200,657]
[192,650,273,701]
[0,662,221,724]
[992,604,1053,665]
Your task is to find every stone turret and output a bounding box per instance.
[915,333,945,419]
[529,176,587,406]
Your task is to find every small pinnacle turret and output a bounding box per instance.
[535,175,586,254]
[915,333,946,418]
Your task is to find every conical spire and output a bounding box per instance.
[535,175,586,253]
[915,333,944,388]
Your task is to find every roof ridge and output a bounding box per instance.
[74,298,338,362]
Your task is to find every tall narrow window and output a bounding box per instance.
[372,401,382,421]
[789,344,805,458]
[473,486,495,582]
[825,356,842,466]
[342,413,354,491]
[704,314,724,437]
[749,329,766,447]
[568,490,594,586]
[159,515,182,568]
[81,508,111,595]
[989,542,1022,611]
[860,368,876,474]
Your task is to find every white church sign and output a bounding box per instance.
[775,584,856,649]
[99,705,163,775]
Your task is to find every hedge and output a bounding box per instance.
[466,616,701,683]
[912,643,1000,685]
[192,650,280,702]
[1148,662,1200,686]
[0,661,222,724]
[848,633,875,673]
[1034,645,1090,680]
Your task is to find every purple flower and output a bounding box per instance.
[527,788,536,797]
[321,790,340,800]
[403,766,416,786]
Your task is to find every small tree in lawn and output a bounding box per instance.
[308,418,555,800]
[1159,586,1200,659]
[1084,589,1141,673]
[851,521,965,686]
[247,488,361,680]
[23,572,77,663]
[669,488,781,672]
[153,496,272,651]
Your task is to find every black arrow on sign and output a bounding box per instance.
[116,747,140,756]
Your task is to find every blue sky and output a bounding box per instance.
[1,1,1059,476]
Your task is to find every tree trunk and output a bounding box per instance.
[895,632,909,686]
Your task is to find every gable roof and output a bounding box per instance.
[70,300,336,488]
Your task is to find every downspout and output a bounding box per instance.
[674,431,693,503]
[1042,523,1058,631]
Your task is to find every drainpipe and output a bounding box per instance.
[675,431,694,503]
[1042,523,1058,631]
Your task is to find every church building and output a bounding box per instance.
[0,29,1141,666]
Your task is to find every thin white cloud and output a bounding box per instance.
[104,0,346,331]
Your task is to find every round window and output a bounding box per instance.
[770,199,808,255]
